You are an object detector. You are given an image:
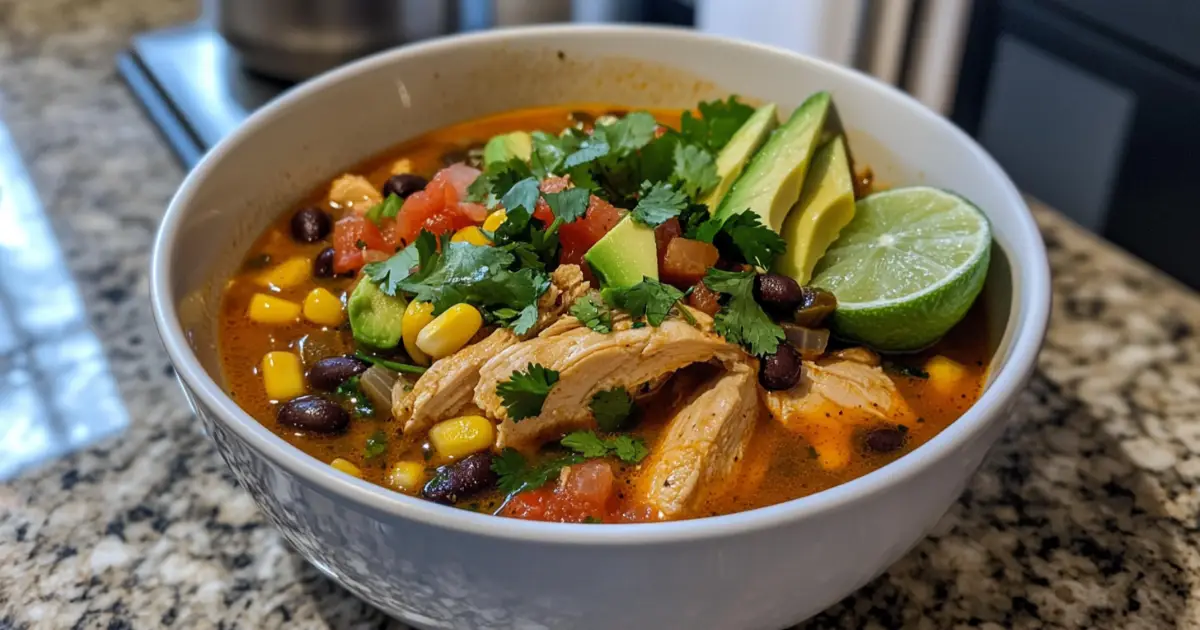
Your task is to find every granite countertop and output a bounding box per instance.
[2,1,1200,628]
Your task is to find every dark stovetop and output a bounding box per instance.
[117,23,292,168]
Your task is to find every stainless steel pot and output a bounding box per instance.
[211,0,458,81]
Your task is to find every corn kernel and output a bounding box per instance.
[416,303,483,360]
[387,461,427,493]
[429,415,495,459]
[925,355,968,397]
[389,158,414,175]
[247,293,301,325]
[261,351,305,400]
[256,257,311,290]
[402,301,436,366]
[451,226,492,246]
[482,209,507,232]
[303,287,344,327]
[331,457,362,478]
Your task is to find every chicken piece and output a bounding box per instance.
[637,363,761,518]
[475,319,747,449]
[394,265,589,436]
[764,354,913,470]
[328,174,382,210]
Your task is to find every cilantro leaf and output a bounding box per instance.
[589,387,635,432]
[679,203,714,240]
[603,278,686,326]
[364,430,388,460]
[468,158,534,204]
[671,143,719,200]
[395,239,550,335]
[632,181,688,227]
[492,203,561,271]
[365,193,403,223]
[561,430,649,464]
[702,269,785,356]
[594,111,658,156]
[681,95,756,153]
[717,211,788,268]
[563,137,610,169]
[363,230,437,295]
[609,434,649,463]
[492,448,584,495]
[336,376,375,417]
[542,187,591,223]
[530,130,581,178]
[560,431,610,458]
[569,293,613,334]
[496,363,560,421]
[500,177,541,214]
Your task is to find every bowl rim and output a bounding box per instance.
[150,23,1050,545]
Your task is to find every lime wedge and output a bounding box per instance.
[810,187,991,351]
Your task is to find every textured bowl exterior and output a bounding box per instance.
[151,26,1050,630]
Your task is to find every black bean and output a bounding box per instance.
[569,110,595,125]
[422,453,496,505]
[290,207,331,243]
[381,174,428,200]
[794,287,838,328]
[754,273,804,311]
[313,247,335,278]
[277,395,349,434]
[864,427,905,453]
[308,356,369,391]
[759,343,802,391]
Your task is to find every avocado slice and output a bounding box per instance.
[583,215,659,288]
[715,92,831,231]
[775,135,856,284]
[483,132,532,166]
[347,278,407,349]
[701,103,779,211]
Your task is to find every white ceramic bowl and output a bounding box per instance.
[151,25,1050,630]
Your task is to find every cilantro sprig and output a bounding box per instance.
[602,278,686,327]
[496,363,559,421]
[632,181,688,227]
[490,430,649,496]
[569,293,613,334]
[689,210,787,269]
[702,269,785,356]
[492,449,583,495]
[561,431,649,463]
[589,387,636,432]
[680,95,756,153]
[335,376,375,417]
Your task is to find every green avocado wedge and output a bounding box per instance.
[347,278,407,349]
[584,215,659,288]
[483,131,533,166]
[700,103,778,212]
[715,92,831,230]
[774,135,856,284]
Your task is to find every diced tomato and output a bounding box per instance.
[558,197,623,266]
[661,238,720,288]
[458,202,488,223]
[687,280,722,316]
[654,218,682,264]
[394,169,479,245]
[332,215,389,273]
[500,460,615,523]
[439,162,482,199]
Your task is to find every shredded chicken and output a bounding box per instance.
[764,353,913,470]
[475,319,747,449]
[637,363,761,517]
[394,265,589,437]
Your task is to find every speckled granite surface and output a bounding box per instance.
[1,1,1200,628]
